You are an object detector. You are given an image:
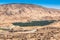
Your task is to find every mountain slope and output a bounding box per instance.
[0,4,60,23]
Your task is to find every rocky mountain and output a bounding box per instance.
[0,4,60,40]
[0,4,60,23]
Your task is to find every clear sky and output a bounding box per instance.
[0,0,60,9]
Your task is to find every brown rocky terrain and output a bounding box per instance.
[0,4,60,23]
[0,4,60,40]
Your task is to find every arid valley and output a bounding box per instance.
[0,4,60,40]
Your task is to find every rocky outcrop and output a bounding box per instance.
[0,27,60,40]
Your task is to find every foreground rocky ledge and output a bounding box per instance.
[0,26,60,40]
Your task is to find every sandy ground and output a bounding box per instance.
[0,22,60,40]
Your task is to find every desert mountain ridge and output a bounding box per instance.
[0,3,60,23]
[0,4,60,40]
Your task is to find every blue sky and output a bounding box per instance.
[0,0,60,9]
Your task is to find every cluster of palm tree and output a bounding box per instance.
[12,20,56,27]
[0,20,56,32]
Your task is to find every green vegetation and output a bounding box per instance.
[12,20,56,27]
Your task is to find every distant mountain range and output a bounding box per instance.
[0,4,60,23]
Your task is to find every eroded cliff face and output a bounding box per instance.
[0,4,60,23]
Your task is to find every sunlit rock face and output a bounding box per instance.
[0,4,60,23]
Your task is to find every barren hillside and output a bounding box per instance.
[0,4,60,40]
[0,4,60,23]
